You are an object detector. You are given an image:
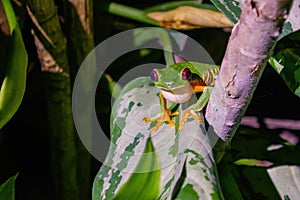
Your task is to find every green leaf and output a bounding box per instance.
[219,164,243,200]
[269,31,300,98]
[211,0,300,39]
[0,174,18,200]
[0,15,28,129]
[105,74,122,100]
[210,0,241,24]
[93,77,222,199]
[1,0,17,34]
[175,184,199,200]
[234,158,273,167]
[112,137,161,200]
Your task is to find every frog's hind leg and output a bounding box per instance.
[142,92,179,133]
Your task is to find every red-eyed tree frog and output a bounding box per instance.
[143,61,219,132]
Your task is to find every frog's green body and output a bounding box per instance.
[143,61,219,132]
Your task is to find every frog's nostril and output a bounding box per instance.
[165,82,173,88]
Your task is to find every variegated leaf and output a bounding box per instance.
[93,77,221,199]
[268,165,300,200]
[211,0,300,40]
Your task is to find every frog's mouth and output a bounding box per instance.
[159,83,193,103]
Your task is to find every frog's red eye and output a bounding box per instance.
[150,70,158,82]
[182,68,191,80]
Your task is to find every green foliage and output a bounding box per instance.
[0,174,18,200]
[112,137,161,200]
[221,125,300,199]
[218,164,243,200]
[269,31,300,97]
[0,0,28,129]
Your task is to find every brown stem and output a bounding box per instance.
[205,0,293,161]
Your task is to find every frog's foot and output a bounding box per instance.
[143,109,179,133]
[178,107,203,131]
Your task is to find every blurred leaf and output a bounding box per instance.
[105,74,122,100]
[0,174,18,200]
[234,158,273,167]
[238,166,280,199]
[93,77,221,199]
[211,0,300,40]
[0,2,28,129]
[133,28,175,65]
[219,164,243,200]
[268,165,300,200]
[112,137,161,200]
[1,0,17,34]
[96,1,159,26]
[269,31,300,98]
[228,127,300,166]
[147,6,233,30]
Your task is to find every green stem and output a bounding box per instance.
[97,2,159,26]
[145,1,218,12]
[161,30,175,65]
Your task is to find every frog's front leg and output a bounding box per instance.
[178,86,212,130]
[143,92,179,133]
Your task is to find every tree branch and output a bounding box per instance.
[206,0,293,160]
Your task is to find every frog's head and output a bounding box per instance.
[150,67,194,103]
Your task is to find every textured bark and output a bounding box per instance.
[64,0,94,74]
[62,0,94,199]
[205,0,293,158]
[26,1,79,199]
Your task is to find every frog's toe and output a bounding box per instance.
[142,117,152,123]
[190,110,204,122]
[150,120,164,133]
[179,108,203,131]
[142,110,178,133]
